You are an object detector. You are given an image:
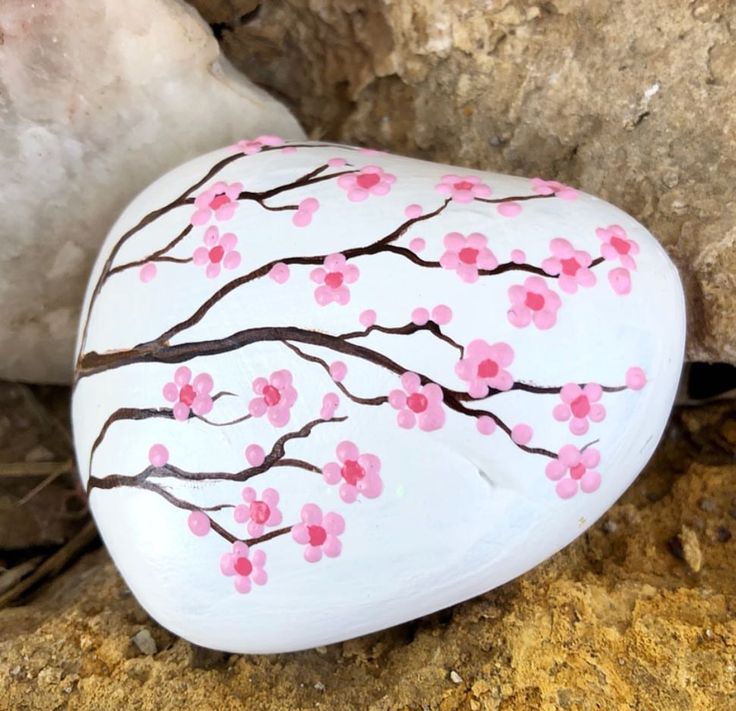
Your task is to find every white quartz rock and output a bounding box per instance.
[0,0,303,383]
[72,140,685,654]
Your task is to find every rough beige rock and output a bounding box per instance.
[0,0,304,384]
[190,0,736,364]
[1,403,735,709]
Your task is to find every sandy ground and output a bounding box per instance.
[0,399,734,710]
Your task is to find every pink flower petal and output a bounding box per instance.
[187,511,210,536]
[245,444,265,467]
[148,444,169,467]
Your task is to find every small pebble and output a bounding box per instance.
[716,526,732,543]
[450,670,463,684]
[132,628,157,656]
[680,525,703,573]
[698,498,716,513]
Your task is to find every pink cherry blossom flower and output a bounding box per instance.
[531,178,578,200]
[389,372,445,431]
[596,225,639,270]
[625,366,647,390]
[139,262,157,283]
[497,202,522,217]
[310,253,359,305]
[249,369,297,427]
[268,262,290,284]
[440,232,498,283]
[329,361,347,382]
[320,392,340,420]
[337,165,396,201]
[293,197,319,227]
[507,276,562,330]
[455,340,514,397]
[220,542,267,593]
[541,238,596,294]
[512,423,533,445]
[190,181,242,225]
[359,309,376,328]
[187,511,211,536]
[431,304,452,324]
[545,445,602,499]
[193,226,241,278]
[291,504,345,563]
[148,444,169,467]
[322,441,383,504]
[234,487,282,538]
[435,174,492,203]
[411,307,430,325]
[477,415,496,435]
[608,267,632,295]
[409,237,426,253]
[553,383,606,435]
[230,134,284,154]
[245,444,265,467]
[162,366,214,421]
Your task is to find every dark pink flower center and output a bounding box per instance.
[477,358,499,378]
[459,247,479,264]
[454,180,474,191]
[610,236,630,254]
[179,384,196,407]
[525,291,545,311]
[250,501,271,524]
[234,556,252,576]
[308,525,327,546]
[570,463,586,480]
[209,245,225,263]
[341,459,365,486]
[262,384,281,407]
[560,257,581,276]
[209,192,230,210]
[407,392,428,413]
[357,172,380,189]
[324,271,344,289]
[570,395,591,418]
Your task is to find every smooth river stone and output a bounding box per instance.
[72,140,685,653]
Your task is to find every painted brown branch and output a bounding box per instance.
[283,341,389,406]
[88,475,240,542]
[236,166,357,203]
[142,199,453,348]
[340,320,465,356]
[382,244,605,279]
[87,416,342,543]
[79,320,630,458]
[87,392,241,474]
[272,458,322,474]
[80,324,552,456]
[76,143,352,356]
[87,471,293,545]
[88,416,345,492]
[107,225,195,278]
[448,401,556,458]
[475,193,556,204]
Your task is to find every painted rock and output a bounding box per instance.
[72,139,685,653]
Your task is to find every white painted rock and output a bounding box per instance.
[72,139,685,654]
[0,0,303,383]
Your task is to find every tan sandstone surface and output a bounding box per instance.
[190,0,736,364]
[1,402,735,710]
